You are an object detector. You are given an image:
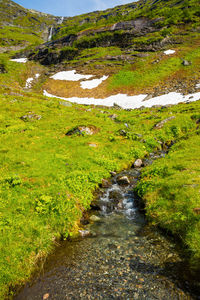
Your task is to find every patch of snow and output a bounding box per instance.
[50,70,94,81]
[25,74,40,89]
[43,90,200,109]
[25,78,34,89]
[10,58,27,63]
[164,50,176,55]
[195,83,200,89]
[80,75,109,89]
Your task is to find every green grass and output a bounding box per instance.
[136,131,200,267]
[109,45,200,91]
[52,0,200,40]
[0,82,200,298]
[0,26,43,47]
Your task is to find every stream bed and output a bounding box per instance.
[15,152,200,300]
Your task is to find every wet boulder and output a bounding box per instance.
[101,179,111,188]
[90,215,101,222]
[116,175,130,185]
[109,190,123,204]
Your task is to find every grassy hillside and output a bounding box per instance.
[0,0,200,298]
[53,0,200,39]
[0,53,200,298]
[0,0,56,49]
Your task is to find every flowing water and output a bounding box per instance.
[15,152,200,300]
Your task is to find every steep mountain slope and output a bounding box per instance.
[21,0,200,99]
[0,0,57,51]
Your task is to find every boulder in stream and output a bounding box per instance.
[116,175,130,185]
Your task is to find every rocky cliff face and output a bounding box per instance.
[0,0,58,51]
[19,0,199,65]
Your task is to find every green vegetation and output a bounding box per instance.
[0,26,43,47]
[0,0,56,48]
[0,0,200,297]
[53,0,200,40]
[0,54,200,298]
[109,44,200,90]
[136,131,200,267]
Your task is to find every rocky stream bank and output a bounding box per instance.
[15,151,200,300]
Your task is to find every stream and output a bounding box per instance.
[15,151,200,300]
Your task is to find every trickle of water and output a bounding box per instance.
[14,151,200,300]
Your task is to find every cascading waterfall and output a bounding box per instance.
[48,26,53,41]
[58,16,64,24]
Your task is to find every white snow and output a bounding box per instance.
[43,90,200,109]
[80,76,109,89]
[195,83,200,89]
[25,74,40,89]
[25,78,34,89]
[164,50,176,55]
[10,58,27,63]
[50,70,94,81]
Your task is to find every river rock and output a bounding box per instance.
[101,179,111,188]
[116,176,130,185]
[79,230,90,237]
[133,159,143,168]
[90,215,101,222]
[109,190,123,204]
[110,171,117,176]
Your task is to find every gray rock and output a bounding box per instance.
[110,171,117,176]
[90,215,101,222]
[113,103,122,110]
[154,116,175,129]
[133,159,143,168]
[182,60,191,66]
[59,101,72,107]
[20,113,42,121]
[117,176,130,185]
[79,230,90,237]
[108,114,118,120]
[66,125,98,136]
[101,179,111,188]
[143,94,152,101]
[109,190,123,203]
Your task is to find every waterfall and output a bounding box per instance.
[58,16,64,24]
[48,26,53,41]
